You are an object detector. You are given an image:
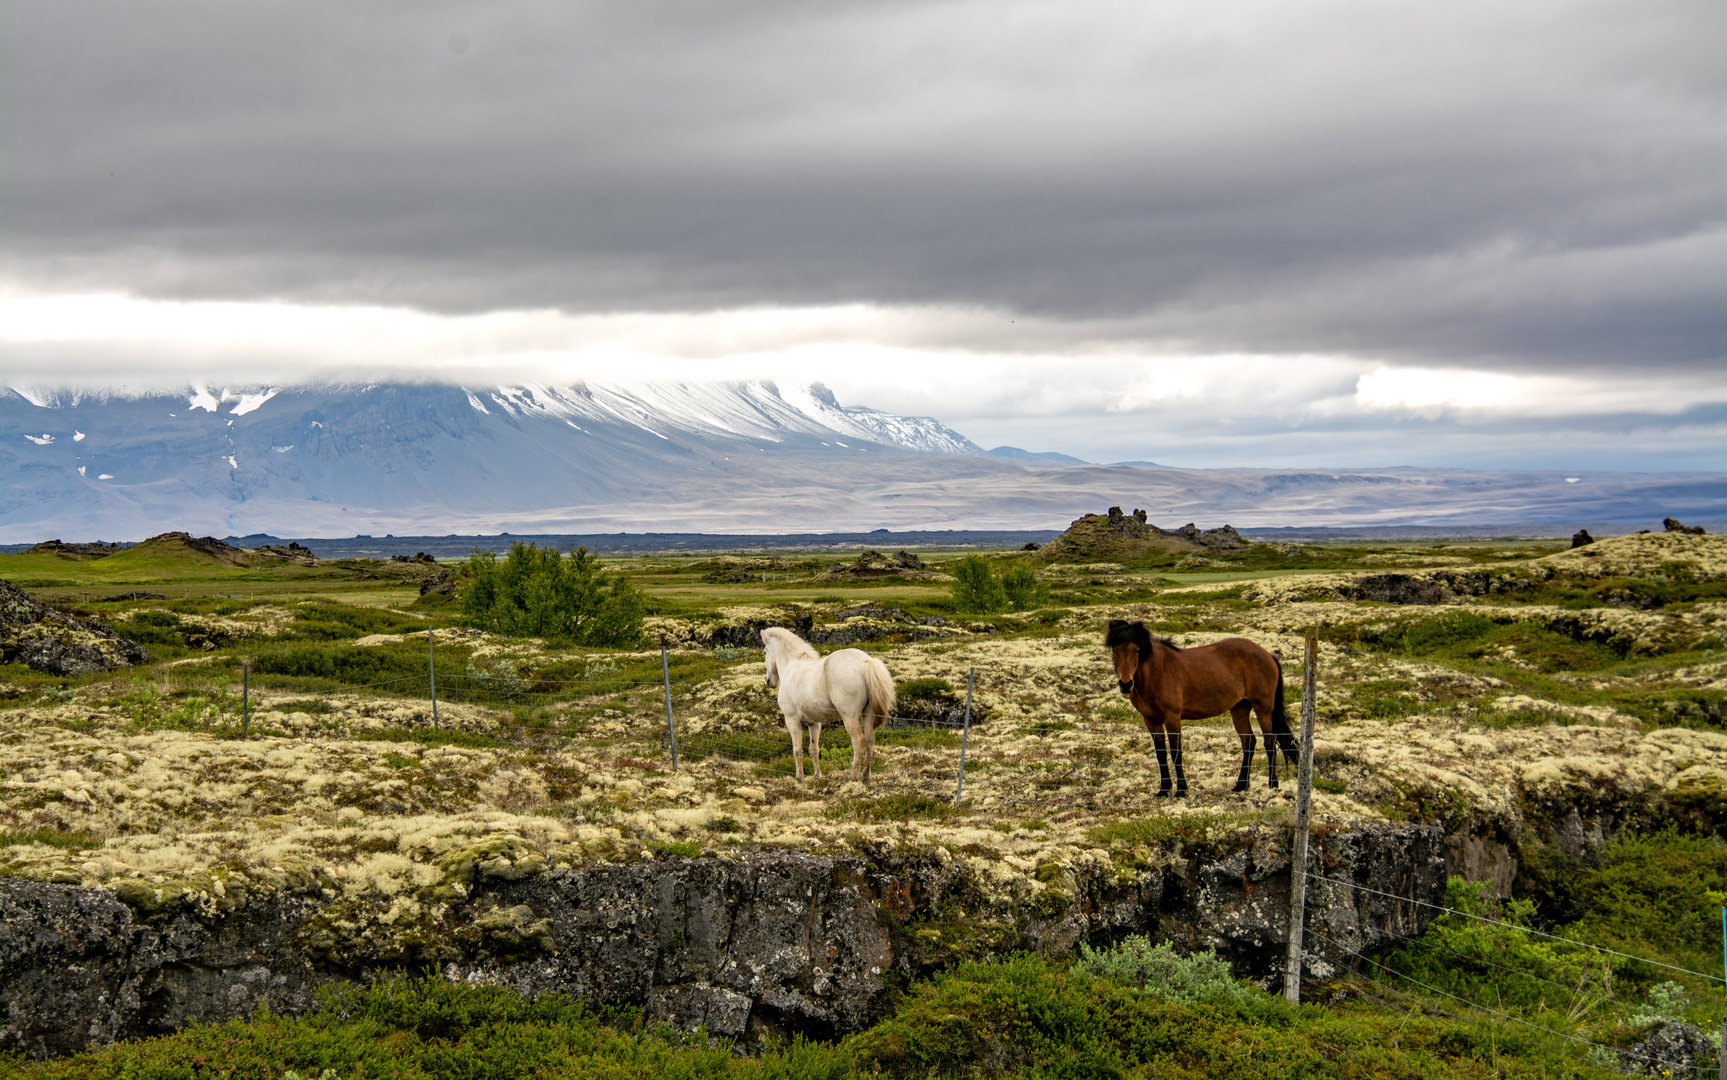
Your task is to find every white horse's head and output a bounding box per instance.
[761,628,779,687]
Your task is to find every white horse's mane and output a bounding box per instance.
[761,626,818,659]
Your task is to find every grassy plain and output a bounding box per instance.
[1,531,1723,1077]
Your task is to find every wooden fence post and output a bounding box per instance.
[428,631,438,727]
[1284,634,1318,1004]
[954,667,974,806]
[241,662,250,738]
[662,640,679,770]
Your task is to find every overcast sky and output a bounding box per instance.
[3,1,1722,469]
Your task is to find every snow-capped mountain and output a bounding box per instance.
[449,381,980,455]
[4,380,1721,541]
[0,380,986,540]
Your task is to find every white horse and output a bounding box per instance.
[761,626,897,782]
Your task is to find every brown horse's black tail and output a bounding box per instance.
[1271,669,1298,764]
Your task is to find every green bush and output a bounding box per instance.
[1387,878,1616,1013]
[850,952,1609,1078]
[1072,936,1259,1007]
[252,642,431,686]
[0,976,854,1080]
[5,960,1627,1080]
[285,601,425,641]
[1558,830,1727,984]
[1000,563,1050,611]
[461,542,645,646]
[1398,611,1499,654]
[897,677,954,700]
[949,555,1007,614]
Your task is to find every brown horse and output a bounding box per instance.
[1105,620,1297,796]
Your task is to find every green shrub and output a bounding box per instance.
[1088,814,1225,848]
[285,601,424,641]
[897,677,954,699]
[0,828,101,850]
[1073,936,1260,1007]
[462,542,645,646]
[1388,878,1616,1013]
[1630,981,1693,1027]
[1000,563,1050,611]
[252,642,430,686]
[829,794,953,821]
[1398,611,1499,653]
[948,555,1007,614]
[0,976,854,1080]
[1558,830,1727,984]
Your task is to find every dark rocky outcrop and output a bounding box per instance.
[702,557,790,583]
[0,826,1447,1057]
[1570,529,1594,548]
[250,542,318,565]
[1617,1021,1719,1076]
[1331,570,1537,605]
[1664,517,1706,536]
[141,532,249,561]
[822,551,929,578]
[1038,508,1247,562]
[709,611,815,649]
[419,570,458,597]
[26,540,129,559]
[0,579,148,676]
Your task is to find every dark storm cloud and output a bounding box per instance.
[2,0,1721,371]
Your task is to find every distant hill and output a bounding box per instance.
[985,446,1088,463]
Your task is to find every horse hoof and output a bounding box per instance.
[1174,788,1189,799]
[1231,782,1249,794]
[1154,788,1172,799]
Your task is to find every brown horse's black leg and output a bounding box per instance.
[1150,728,1173,797]
[1265,737,1280,789]
[1169,731,1187,797]
[1233,733,1255,792]
[1151,734,1173,797]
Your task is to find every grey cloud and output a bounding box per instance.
[2,0,1721,371]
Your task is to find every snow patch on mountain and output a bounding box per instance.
[229,389,279,415]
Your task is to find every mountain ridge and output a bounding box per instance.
[5,381,1724,542]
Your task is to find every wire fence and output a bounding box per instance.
[190,650,1339,813]
[1298,867,1726,1078]
[1301,869,1725,985]
[1305,925,1720,1078]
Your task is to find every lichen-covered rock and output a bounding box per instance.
[0,878,332,1060]
[1617,1021,1719,1075]
[0,828,1453,1057]
[0,579,147,675]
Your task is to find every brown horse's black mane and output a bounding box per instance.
[1104,619,1183,653]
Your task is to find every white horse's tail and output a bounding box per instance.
[861,656,896,730]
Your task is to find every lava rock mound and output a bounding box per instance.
[0,580,148,676]
[1037,507,1246,562]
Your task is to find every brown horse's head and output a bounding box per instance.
[1104,619,1155,694]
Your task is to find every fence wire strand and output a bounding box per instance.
[1304,870,1725,984]
[1307,928,1717,1077]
